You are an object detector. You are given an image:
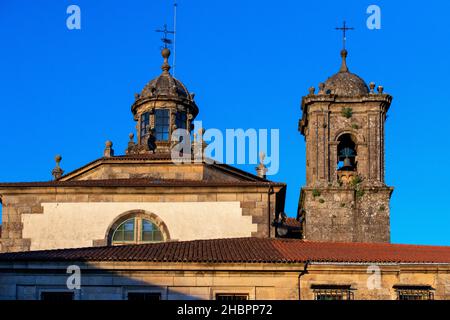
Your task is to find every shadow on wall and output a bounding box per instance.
[0,261,235,301]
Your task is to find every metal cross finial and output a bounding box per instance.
[335,21,354,50]
[155,23,175,49]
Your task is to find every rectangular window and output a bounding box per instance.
[41,292,74,301]
[311,285,354,300]
[140,112,150,140]
[394,285,434,300]
[216,294,249,301]
[175,112,187,130]
[155,109,170,141]
[127,292,161,301]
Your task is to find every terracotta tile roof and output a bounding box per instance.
[284,218,301,228]
[0,178,284,188]
[1,238,450,264]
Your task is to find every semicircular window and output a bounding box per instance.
[142,220,163,242]
[112,218,163,245]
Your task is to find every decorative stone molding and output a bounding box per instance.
[334,129,366,144]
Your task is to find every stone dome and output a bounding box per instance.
[137,48,195,103]
[140,72,193,101]
[323,49,369,96]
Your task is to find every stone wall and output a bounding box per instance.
[0,261,448,300]
[78,163,204,181]
[301,186,391,243]
[301,264,450,300]
[61,161,248,182]
[0,186,280,252]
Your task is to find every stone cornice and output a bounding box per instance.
[131,96,199,117]
[302,93,392,109]
[299,93,392,135]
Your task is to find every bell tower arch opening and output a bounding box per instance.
[337,133,357,172]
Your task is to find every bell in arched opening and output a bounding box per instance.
[339,147,356,171]
[337,135,357,172]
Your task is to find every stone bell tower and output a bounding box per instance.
[297,48,393,243]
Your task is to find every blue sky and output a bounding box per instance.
[0,0,449,245]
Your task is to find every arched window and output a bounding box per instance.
[142,220,163,242]
[112,217,163,245]
[337,134,357,171]
[112,218,135,242]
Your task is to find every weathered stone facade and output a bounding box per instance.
[300,187,391,242]
[0,173,284,252]
[0,261,449,300]
[298,50,393,243]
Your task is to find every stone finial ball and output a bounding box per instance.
[55,155,62,162]
[162,48,171,59]
[105,140,113,147]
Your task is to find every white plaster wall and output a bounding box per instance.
[22,202,256,251]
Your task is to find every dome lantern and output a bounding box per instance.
[129,48,199,154]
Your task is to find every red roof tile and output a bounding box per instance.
[284,218,301,228]
[1,238,450,264]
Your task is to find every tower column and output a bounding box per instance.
[329,141,339,184]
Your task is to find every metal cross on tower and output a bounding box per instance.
[155,24,175,49]
[335,21,354,50]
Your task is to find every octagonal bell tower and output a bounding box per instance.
[297,49,393,243]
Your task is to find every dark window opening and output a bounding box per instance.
[337,134,357,171]
[140,112,150,141]
[175,112,187,130]
[175,112,187,147]
[312,285,354,300]
[155,109,170,141]
[394,285,434,300]
[216,294,249,301]
[41,292,74,301]
[127,292,161,301]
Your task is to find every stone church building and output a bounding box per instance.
[0,46,449,301]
